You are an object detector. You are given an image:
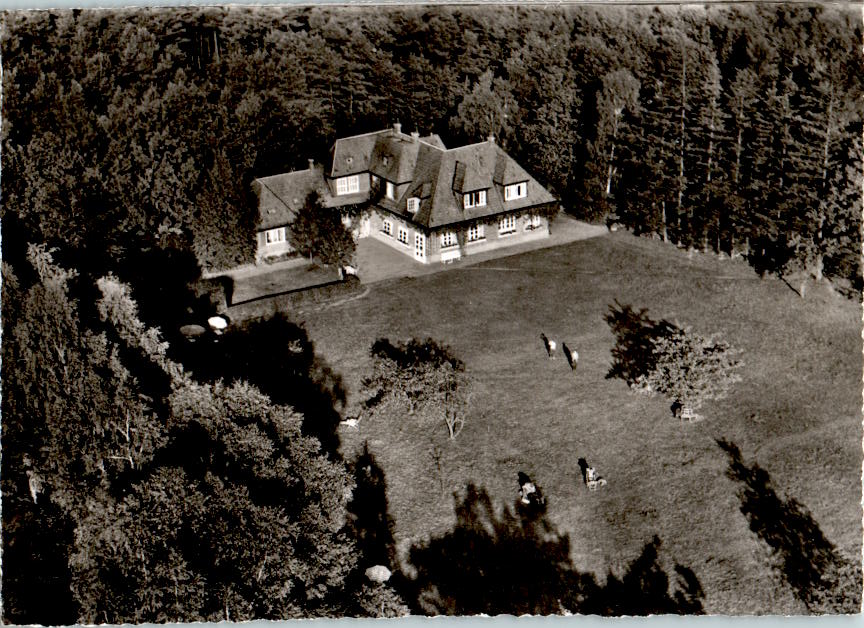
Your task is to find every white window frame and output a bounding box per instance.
[463,190,487,209]
[467,223,485,243]
[265,227,286,245]
[397,226,409,246]
[525,214,542,231]
[498,214,517,235]
[407,197,420,213]
[386,181,396,200]
[504,182,527,201]
[336,175,360,196]
[440,231,458,249]
[382,219,393,236]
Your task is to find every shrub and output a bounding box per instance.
[227,275,363,323]
[605,302,743,421]
[363,337,470,439]
[190,276,234,314]
[635,325,743,421]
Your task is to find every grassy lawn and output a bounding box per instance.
[296,231,861,614]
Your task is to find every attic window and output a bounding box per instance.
[383,156,390,166]
[336,175,360,195]
[505,182,527,201]
[407,197,420,213]
[463,190,487,209]
[265,227,287,245]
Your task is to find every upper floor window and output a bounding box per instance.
[504,182,527,201]
[386,181,396,200]
[336,175,360,195]
[440,231,457,249]
[467,223,485,242]
[499,215,517,235]
[265,227,286,245]
[463,190,487,209]
[407,197,420,213]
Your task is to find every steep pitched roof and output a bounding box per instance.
[254,169,322,230]
[369,134,421,183]
[258,130,556,233]
[493,148,534,186]
[420,134,446,149]
[330,130,388,178]
[254,165,366,230]
[420,142,556,229]
[332,129,449,179]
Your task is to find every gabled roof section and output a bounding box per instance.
[369,134,420,184]
[331,128,445,179]
[413,141,557,229]
[256,130,556,233]
[450,143,491,193]
[255,164,367,230]
[330,130,388,178]
[254,168,323,230]
[420,134,446,149]
[493,149,533,185]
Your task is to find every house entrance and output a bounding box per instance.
[359,216,371,238]
[414,233,426,262]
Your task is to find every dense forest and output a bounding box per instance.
[2,5,861,287]
[1,4,862,623]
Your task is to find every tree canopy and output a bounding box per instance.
[2,5,859,292]
[1,248,404,623]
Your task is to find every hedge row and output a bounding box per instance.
[227,275,363,322]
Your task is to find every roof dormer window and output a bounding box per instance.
[463,190,486,209]
[382,156,390,167]
[505,182,527,201]
[407,197,420,213]
[336,175,360,196]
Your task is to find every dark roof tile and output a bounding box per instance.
[258,132,556,233]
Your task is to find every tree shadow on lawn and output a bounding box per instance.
[603,301,677,386]
[402,484,704,616]
[717,439,862,613]
[171,313,346,456]
[347,442,397,569]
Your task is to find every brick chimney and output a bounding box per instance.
[411,131,419,143]
[308,158,315,170]
[393,122,402,135]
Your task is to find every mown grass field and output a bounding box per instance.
[297,230,861,615]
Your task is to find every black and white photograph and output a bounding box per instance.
[1,1,862,622]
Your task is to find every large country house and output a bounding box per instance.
[252,123,557,265]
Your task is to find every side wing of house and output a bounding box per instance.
[254,167,327,262]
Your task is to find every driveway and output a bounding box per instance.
[356,214,608,285]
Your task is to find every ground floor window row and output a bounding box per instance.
[381,212,544,251]
[381,218,412,248]
[437,214,542,247]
